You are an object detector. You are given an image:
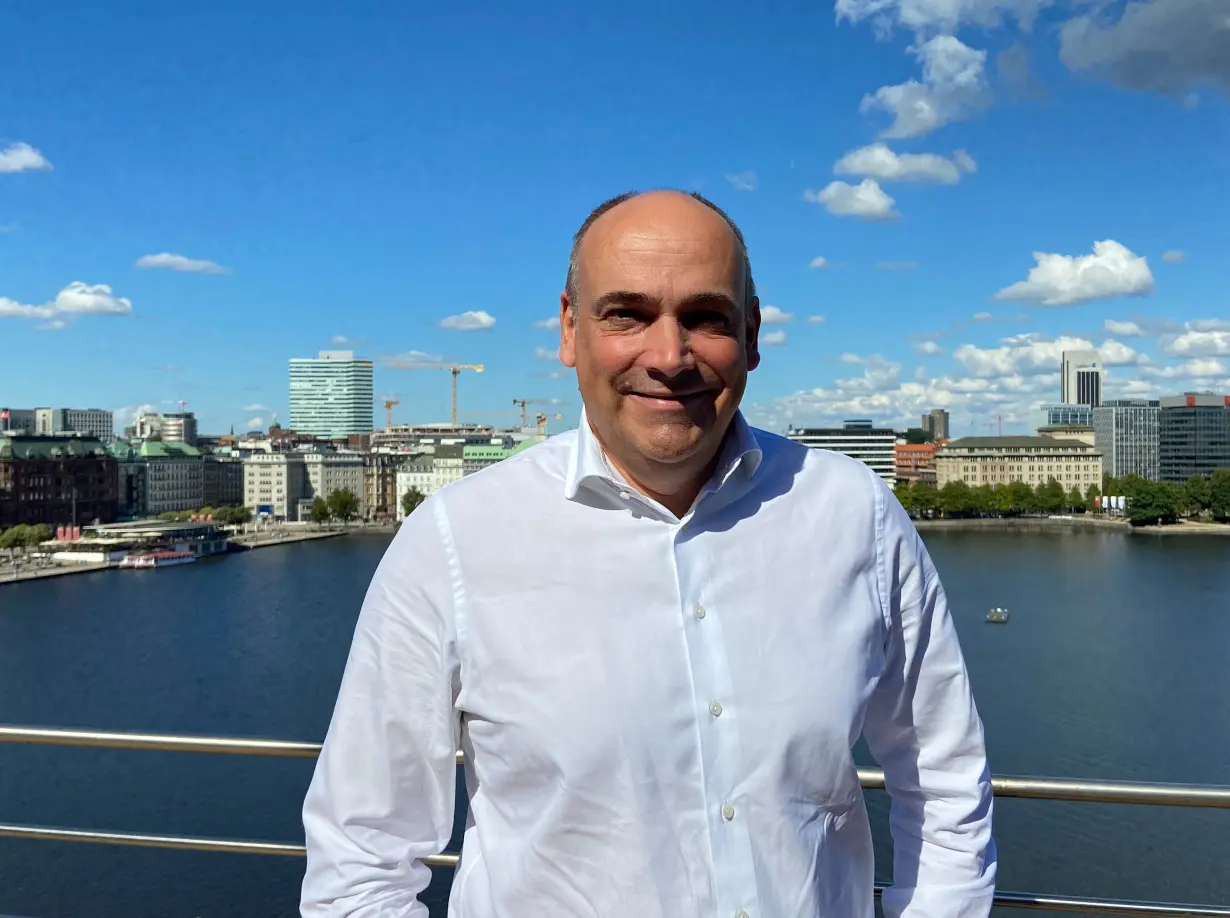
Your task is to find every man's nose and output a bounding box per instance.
[642,316,694,375]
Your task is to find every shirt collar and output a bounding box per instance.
[564,406,763,503]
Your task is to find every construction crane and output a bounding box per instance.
[383,399,400,428]
[512,398,558,427]
[389,363,484,427]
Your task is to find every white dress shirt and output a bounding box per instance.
[301,412,996,918]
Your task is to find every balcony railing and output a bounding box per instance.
[1,724,1228,917]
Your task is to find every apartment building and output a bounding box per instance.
[243,453,307,520]
[936,436,1103,491]
[786,420,898,482]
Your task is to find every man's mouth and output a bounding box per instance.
[628,390,714,405]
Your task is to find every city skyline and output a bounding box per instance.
[2,1,1227,438]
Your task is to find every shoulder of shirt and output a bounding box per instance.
[426,431,577,509]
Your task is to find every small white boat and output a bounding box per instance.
[986,607,1010,624]
[119,550,197,570]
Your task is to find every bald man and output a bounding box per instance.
[301,190,997,918]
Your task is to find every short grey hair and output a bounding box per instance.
[564,189,756,312]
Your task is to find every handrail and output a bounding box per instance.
[3,724,1230,917]
[0,822,1226,917]
[3,724,1230,808]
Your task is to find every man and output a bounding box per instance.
[301,190,996,917]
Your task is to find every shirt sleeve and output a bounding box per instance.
[300,499,461,917]
[861,480,998,918]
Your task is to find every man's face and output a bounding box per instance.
[559,193,761,476]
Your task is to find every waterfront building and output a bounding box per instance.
[0,436,119,528]
[894,442,939,485]
[138,441,205,514]
[1093,400,1160,481]
[242,452,307,520]
[363,452,404,520]
[371,423,499,452]
[0,408,37,435]
[302,451,367,514]
[1061,350,1102,408]
[936,435,1102,491]
[1032,403,1093,432]
[786,420,898,482]
[920,408,949,441]
[1159,393,1230,483]
[430,443,466,492]
[203,454,244,507]
[161,412,199,446]
[395,455,434,520]
[288,350,375,439]
[462,440,536,476]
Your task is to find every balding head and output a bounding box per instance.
[565,190,756,315]
[557,189,762,517]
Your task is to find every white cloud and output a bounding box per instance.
[330,335,352,345]
[0,297,56,320]
[805,179,899,220]
[1104,319,1145,337]
[1162,250,1186,263]
[807,315,827,324]
[972,311,993,321]
[534,316,561,330]
[247,416,265,429]
[382,349,444,367]
[535,345,559,361]
[37,319,68,332]
[1162,329,1230,357]
[2,281,133,323]
[913,340,943,355]
[1144,357,1227,379]
[994,240,1154,307]
[725,171,759,191]
[54,282,133,315]
[0,142,52,174]
[835,0,1049,35]
[760,305,794,325]
[761,330,788,347]
[135,253,229,275]
[1191,319,1230,332]
[1059,0,1230,95]
[860,36,993,139]
[809,256,830,269]
[834,142,976,184]
[439,310,496,331]
[244,403,271,413]
[877,261,919,271]
[954,333,1145,378]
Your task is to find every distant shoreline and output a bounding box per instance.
[912,516,1230,536]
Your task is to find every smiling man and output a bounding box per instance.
[301,190,997,918]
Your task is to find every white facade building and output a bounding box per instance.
[1061,350,1103,408]
[243,453,307,520]
[30,407,114,440]
[288,350,374,439]
[786,421,898,482]
[395,456,435,520]
[161,412,199,446]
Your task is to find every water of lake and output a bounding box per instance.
[0,528,1227,917]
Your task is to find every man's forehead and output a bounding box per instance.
[577,195,743,289]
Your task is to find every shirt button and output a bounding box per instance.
[736,911,750,918]
[618,490,631,500]
[693,604,706,620]
[721,803,735,821]
[709,700,723,717]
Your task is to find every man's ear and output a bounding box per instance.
[558,291,577,368]
[745,296,762,372]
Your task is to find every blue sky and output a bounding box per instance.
[2,0,1227,438]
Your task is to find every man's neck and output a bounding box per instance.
[589,421,731,519]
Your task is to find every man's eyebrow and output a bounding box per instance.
[591,291,659,312]
[590,291,740,313]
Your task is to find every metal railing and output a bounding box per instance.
[1,725,1228,916]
